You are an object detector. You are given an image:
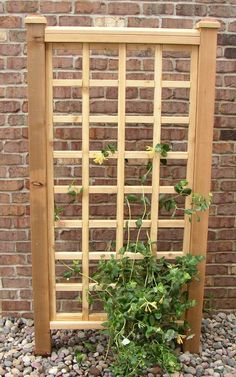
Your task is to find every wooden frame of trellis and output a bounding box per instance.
[26,15,220,355]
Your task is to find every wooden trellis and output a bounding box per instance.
[26,16,220,355]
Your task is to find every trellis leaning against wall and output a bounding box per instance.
[25,16,220,355]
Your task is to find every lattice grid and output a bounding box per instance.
[45,41,199,329]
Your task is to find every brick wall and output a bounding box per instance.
[0,1,236,317]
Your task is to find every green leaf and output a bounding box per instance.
[126,194,138,202]
[135,218,143,229]
[63,271,73,280]
[164,329,176,342]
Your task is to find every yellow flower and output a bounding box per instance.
[93,151,108,165]
[159,296,164,304]
[146,146,155,158]
[176,334,186,345]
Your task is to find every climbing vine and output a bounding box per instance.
[57,142,211,376]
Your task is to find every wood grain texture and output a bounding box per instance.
[26,17,51,355]
[185,23,220,354]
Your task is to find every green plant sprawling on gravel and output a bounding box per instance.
[61,142,211,376]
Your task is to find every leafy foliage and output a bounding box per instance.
[61,141,212,376]
[93,251,203,376]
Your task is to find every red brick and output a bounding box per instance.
[0,290,18,300]
[16,266,32,276]
[9,30,26,42]
[162,18,193,29]
[206,265,228,275]
[217,60,236,73]
[228,21,236,32]
[8,115,26,126]
[2,301,30,311]
[209,5,236,18]
[0,44,21,56]
[6,87,27,98]
[40,1,72,13]
[0,128,22,140]
[214,277,236,287]
[217,204,236,215]
[9,166,28,178]
[0,101,21,113]
[0,16,21,28]
[213,142,234,154]
[1,180,24,191]
[220,181,236,191]
[6,1,38,12]
[224,75,236,87]
[0,218,12,228]
[208,241,233,253]
[108,2,140,15]
[143,3,174,15]
[209,217,235,228]
[2,278,30,289]
[59,16,92,26]
[176,4,207,16]
[7,57,27,70]
[0,205,26,216]
[0,254,26,264]
[75,1,107,14]
[213,299,236,310]
[4,140,28,153]
[218,229,236,240]
[215,253,236,263]
[128,17,159,28]
[0,154,22,165]
[0,73,22,85]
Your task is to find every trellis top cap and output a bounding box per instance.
[196,18,221,29]
[25,15,47,24]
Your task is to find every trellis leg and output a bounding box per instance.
[25,16,51,354]
[185,20,220,353]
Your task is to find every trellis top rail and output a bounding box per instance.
[25,16,220,45]
[44,27,200,44]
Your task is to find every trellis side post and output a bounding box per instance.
[26,15,51,355]
[185,19,220,353]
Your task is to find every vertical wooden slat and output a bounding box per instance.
[46,43,56,320]
[185,20,220,353]
[150,45,162,255]
[82,43,90,320]
[182,46,198,254]
[116,44,126,255]
[25,15,51,354]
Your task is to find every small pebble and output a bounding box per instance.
[0,313,235,376]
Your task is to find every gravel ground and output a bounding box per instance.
[0,312,235,377]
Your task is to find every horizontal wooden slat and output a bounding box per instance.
[53,115,189,124]
[53,150,188,159]
[53,79,82,86]
[55,251,184,260]
[55,219,185,228]
[50,320,104,330]
[162,116,189,124]
[53,79,190,89]
[54,313,107,321]
[54,185,175,194]
[50,316,183,329]
[162,80,190,88]
[45,26,200,45]
[53,115,82,123]
[52,43,193,52]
